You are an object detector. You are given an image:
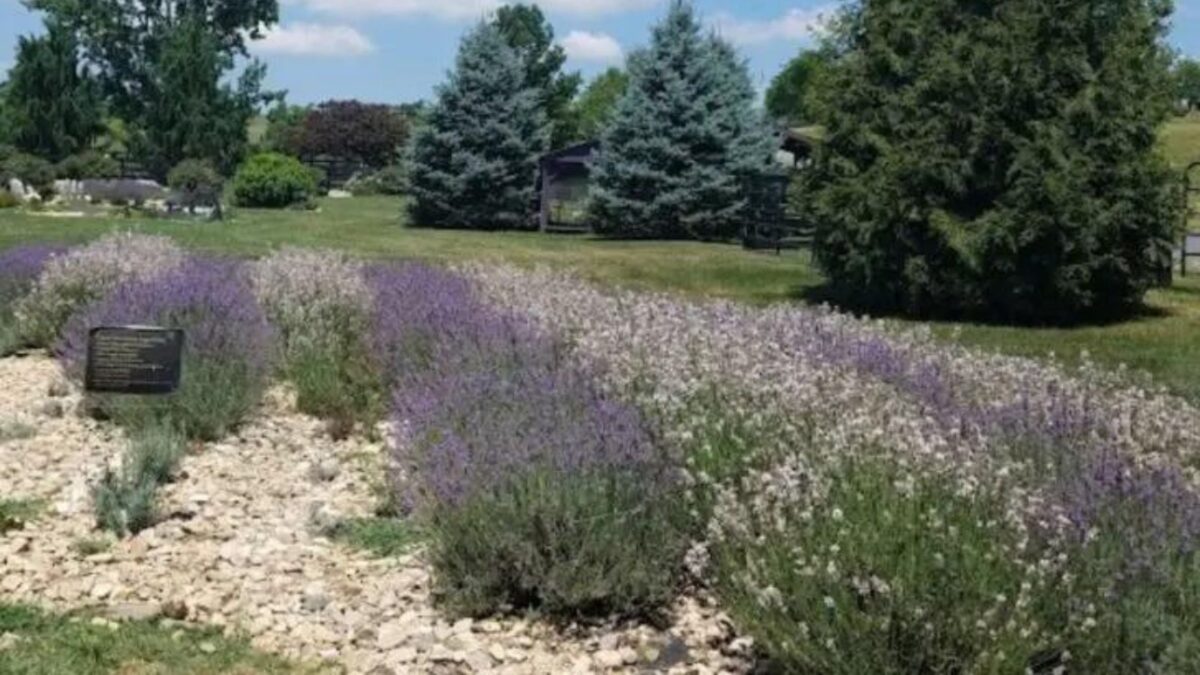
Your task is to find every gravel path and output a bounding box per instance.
[0,353,750,674]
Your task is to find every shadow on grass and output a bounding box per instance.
[795,282,1176,329]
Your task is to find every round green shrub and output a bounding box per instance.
[167,159,224,209]
[231,152,318,208]
[55,151,119,180]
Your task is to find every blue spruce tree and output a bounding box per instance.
[408,22,548,230]
[589,0,774,240]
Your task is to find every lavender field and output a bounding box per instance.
[2,235,1200,673]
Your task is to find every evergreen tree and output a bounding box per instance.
[134,15,270,178]
[589,1,775,240]
[804,0,1181,323]
[5,21,103,161]
[408,22,548,230]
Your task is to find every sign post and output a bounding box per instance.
[85,326,184,395]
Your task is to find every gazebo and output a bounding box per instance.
[537,140,600,233]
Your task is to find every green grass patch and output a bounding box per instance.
[0,499,42,534]
[0,419,37,444]
[325,517,421,558]
[0,603,320,674]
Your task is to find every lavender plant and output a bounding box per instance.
[59,258,273,440]
[15,233,186,348]
[0,245,64,354]
[466,264,1200,670]
[252,249,379,434]
[378,263,687,618]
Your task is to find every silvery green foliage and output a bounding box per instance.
[251,248,373,359]
[589,1,776,240]
[408,21,549,230]
[466,263,1200,670]
[14,233,186,347]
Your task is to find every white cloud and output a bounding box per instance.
[254,22,376,56]
[712,7,834,47]
[287,0,655,20]
[560,30,623,64]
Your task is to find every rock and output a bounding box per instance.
[327,189,353,199]
[309,459,340,483]
[40,400,65,418]
[377,620,407,651]
[199,641,217,654]
[301,585,331,612]
[0,632,22,651]
[594,649,625,669]
[161,600,189,621]
[7,178,26,200]
[102,602,162,622]
[47,380,70,398]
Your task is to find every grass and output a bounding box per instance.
[0,603,321,674]
[0,196,819,305]
[0,499,42,534]
[325,517,421,558]
[0,419,37,444]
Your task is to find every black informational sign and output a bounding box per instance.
[85,326,184,395]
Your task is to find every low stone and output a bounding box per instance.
[199,641,217,654]
[309,459,340,483]
[47,380,70,398]
[301,585,330,612]
[377,621,407,651]
[102,602,162,622]
[0,632,22,652]
[594,649,625,669]
[40,400,64,418]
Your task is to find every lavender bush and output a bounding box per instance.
[15,233,186,348]
[252,249,379,434]
[466,264,1200,670]
[0,245,64,354]
[59,258,273,440]
[377,263,687,618]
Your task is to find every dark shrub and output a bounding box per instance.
[167,159,224,211]
[378,264,687,618]
[55,151,119,180]
[804,0,1181,323]
[0,153,55,195]
[232,152,318,208]
[59,259,274,440]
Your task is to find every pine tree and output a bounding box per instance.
[804,0,1181,323]
[589,1,774,240]
[5,21,103,161]
[408,22,548,230]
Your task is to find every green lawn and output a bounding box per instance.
[0,604,319,674]
[4,189,1200,400]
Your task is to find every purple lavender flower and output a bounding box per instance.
[56,257,275,438]
[372,263,672,514]
[0,245,65,309]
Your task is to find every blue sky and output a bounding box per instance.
[2,0,1199,105]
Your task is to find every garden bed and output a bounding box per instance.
[0,353,746,674]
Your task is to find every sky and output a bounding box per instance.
[1,0,1199,105]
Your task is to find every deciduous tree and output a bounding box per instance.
[493,4,581,148]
